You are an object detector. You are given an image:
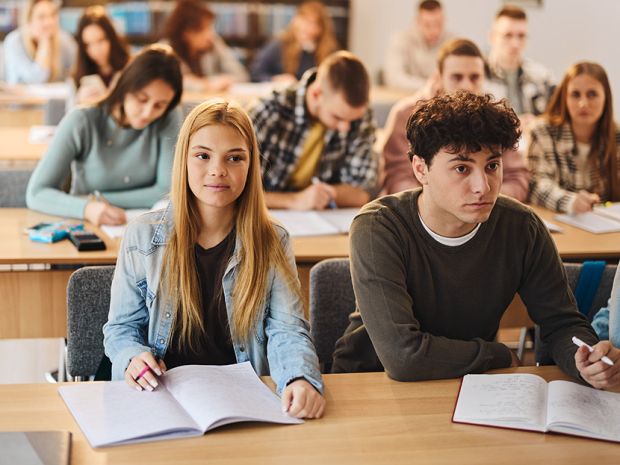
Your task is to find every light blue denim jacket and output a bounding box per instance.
[591,263,620,348]
[103,206,323,394]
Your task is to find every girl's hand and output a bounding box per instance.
[84,200,126,226]
[124,351,167,391]
[281,379,325,419]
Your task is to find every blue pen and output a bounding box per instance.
[312,176,337,209]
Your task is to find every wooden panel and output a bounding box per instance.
[0,270,72,338]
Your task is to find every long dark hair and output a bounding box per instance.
[98,44,183,124]
[74,6,130,86]
[544,61,618,200]
[160,0,215,76]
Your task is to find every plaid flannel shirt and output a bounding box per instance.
[528,119,620,212]
[486,57,554,116]
[248,70,378,192]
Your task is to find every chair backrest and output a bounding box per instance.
[66,265,115,379]
[309,258,356,372]
[44,98,67,125]
[535,262,617,364]
[0,169,33,207]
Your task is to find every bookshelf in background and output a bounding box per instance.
[0,1,349,66]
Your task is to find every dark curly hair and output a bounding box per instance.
[406,91,521,164]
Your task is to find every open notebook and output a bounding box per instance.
[269,208,360,237]
[0,431,71,465]
[556,202,620,233]
[58,362,301,448]
[453,373,620,442]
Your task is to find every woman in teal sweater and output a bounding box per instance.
[26,44,183,226]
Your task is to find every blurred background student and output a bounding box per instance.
[528,62,620,214]
[251,1,339,84]
[73,6,130,105]
[160,0,248,92]
[26,45,183,226]
[3,0,77,84]
[383,0,453,91]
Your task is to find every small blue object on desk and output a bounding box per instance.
[28,221,84,243]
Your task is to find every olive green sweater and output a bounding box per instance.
[332,189,597,381]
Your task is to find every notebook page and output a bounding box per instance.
[594,203,620,222]
[59,381,200,448]
[269,210,339,236]
[319,208,360,233]
[163,362,302,431]
[100,209,149,239]
[547,380,620,441]
[453,374,547,431]
[556,213,620,234]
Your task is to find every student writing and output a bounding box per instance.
[103,99,325,419]
[26,44,183,226]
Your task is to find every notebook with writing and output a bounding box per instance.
[453,373,620,442]
[0,431,71,465]
[58,362,301,448]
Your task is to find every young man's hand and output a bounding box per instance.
[575,340,620,389]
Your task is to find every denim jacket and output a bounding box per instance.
[591,264,620,348]
[103,206,323,394]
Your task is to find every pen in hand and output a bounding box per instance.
[311,176,337,209]
[572,336,614,366]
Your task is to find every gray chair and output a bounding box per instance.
[535,262,617,365]
[44,98,67,125]
[309,258,356,373]
[66,266,115,380]
[0,169,33,207]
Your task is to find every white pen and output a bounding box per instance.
[572,336,614,366]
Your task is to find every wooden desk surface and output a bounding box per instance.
[0,366,617,465]
[532,206,620,260]
[0,127,47,162]
[0,209,118,265]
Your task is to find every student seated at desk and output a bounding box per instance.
[331,91,620,388]
[250,1,339,84]
[103,100,325,419]
[528,62,620,214]
[160,0,249,93]
[26,44,183,226]
[3,0,77,84]
[73,6,130,105]
[249,51,378,210]
[381,38,529,201]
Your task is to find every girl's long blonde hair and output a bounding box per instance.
[21,0,61,81]
[161,99,302,350]
[280,1,339,77]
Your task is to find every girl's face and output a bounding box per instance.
[293,14,322,47]
[187,124,250,215]
[122,79,175,130]
[184,19,215,54]
[566,73,606,129]
[29,1,59,40]
[82,24,111,69]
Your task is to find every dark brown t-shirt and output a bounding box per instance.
[164,231,237,369]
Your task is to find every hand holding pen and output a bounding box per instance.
[573,337,620,389]
[84,190,127,226]
[125,351,167,392]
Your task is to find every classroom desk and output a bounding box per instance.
[3,205,620,339]
[0,366,617,465]
[0,209,118,338]
[0,126,47,164]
